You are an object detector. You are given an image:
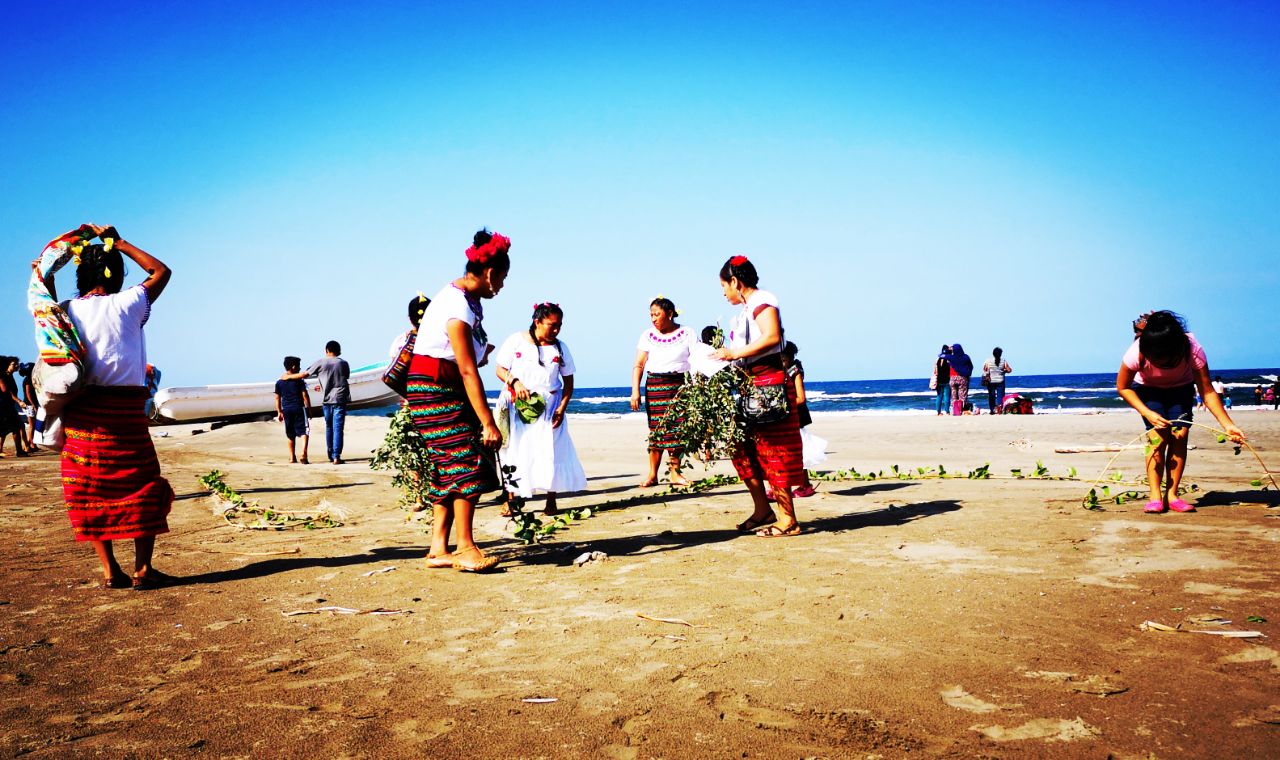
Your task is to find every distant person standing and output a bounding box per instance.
[983,348,1012,414]
[274,356,311,464]
[0,357,29,458]
[1211,376,1231,409]
[932,346,952,415]
[1273,378,1280,409]
[287,341,350,464]
[948,344,974,417]
[1254,385,1264,406]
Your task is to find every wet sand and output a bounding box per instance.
[1,410,1278,758]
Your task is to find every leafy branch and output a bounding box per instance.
[369,406,435,513]
[198,470,342,530]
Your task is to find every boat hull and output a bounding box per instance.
[151,364,398,424]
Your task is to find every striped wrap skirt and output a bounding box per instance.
[645,372,686,452]
[731,369,804,490]
[61,386,174,541]
[405,354,498,501]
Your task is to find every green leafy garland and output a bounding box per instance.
[198,470,342,530]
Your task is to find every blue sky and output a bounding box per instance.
[3,1,1277,388]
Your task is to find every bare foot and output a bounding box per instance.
[425,552,453,569]
[669,473,691,487]
[639,478,659,488]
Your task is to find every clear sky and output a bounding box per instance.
[3,1,1277,388]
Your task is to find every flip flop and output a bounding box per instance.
[736,511,777,533]
[451,547,499,573]
[756,523,802,538]
[1168,499,1196,512]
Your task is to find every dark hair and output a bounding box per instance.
[464,229,512,276]
[18,362,33,379]
[700,325,719,345]
[408,295,430,328]
[782,341,799,359]
[993,347,1003,361]
[719,256,760,288]
[75,244,126,296]
[650,297,677,319]
[940,345,951,354]
[283,355,301,371]
[325,340,341,355]
[1137,311,1190,367]
[528,302,564,366]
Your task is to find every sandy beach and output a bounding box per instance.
[1,410,1278,758]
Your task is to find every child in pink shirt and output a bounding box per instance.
[1117,311,1244,514]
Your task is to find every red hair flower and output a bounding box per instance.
[729,255,749,266]
[465,232,511,264]
[552,355,563,364]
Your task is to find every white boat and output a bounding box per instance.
[151,363,399,423]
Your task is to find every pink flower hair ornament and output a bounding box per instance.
[465,232,511,265]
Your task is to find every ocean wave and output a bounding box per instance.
[575,396,633,404]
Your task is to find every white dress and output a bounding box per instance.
[494,333,587,497]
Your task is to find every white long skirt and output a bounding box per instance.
[502,389,587,498]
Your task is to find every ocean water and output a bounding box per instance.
[353,367,1280,418]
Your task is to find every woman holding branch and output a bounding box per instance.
[1117,310,1244,513]
[630,297,695,486]
[713,256,805,537]
[407,230,510,572]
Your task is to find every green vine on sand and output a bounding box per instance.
[1080,421,1276,511]
[198,470,343,530]
[497,456,597,544]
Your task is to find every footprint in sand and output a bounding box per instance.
[939,686,1008,713]
[1219,645,1280,671]
[392,717,456,743]
[970,717,1099,742]
[706,690,798,729]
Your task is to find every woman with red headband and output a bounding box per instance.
[713,255,805,537]
[407,229,510,572]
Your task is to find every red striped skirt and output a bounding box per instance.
[645,372,686,452]
[404,354,498,501]
[62,386,173,541]
[731,370,804,490]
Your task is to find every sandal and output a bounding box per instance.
[1143,500,1166,514]
[451,546,499,573]
[736,511,777,533]
[1168,498,1196,513]
[101,573,132,589]
[791,484,817,498]
[131,569,179,590]
[756,523,802,538]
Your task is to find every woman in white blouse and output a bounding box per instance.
[630,298,695,487]
[493,303,586,515]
